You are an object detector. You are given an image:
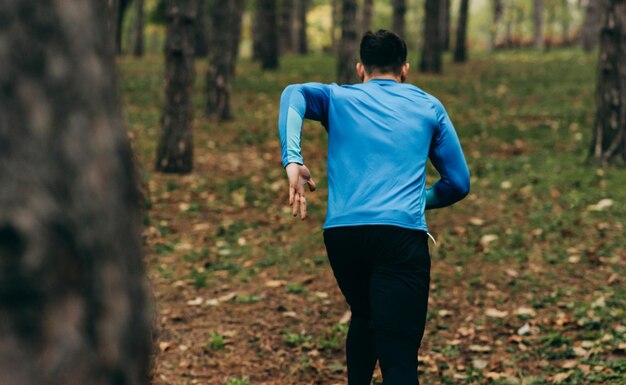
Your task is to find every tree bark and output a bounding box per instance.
[392,0,407,38]
[590,0,626,165]
[533,0,544,50]
[205,0,244,120]
[338,0,358,84]
[0,1,152,384]
[257,0,279,70]
[488,0,503,50]
[195,0,209,58]
[279,0,295,55]
[420,0,442,73]
[131,0,145,56]
[297,0,309,54]
[156,0,196,173]
[582,0,602,51]
[560,0,571,46]
[454,0,469,63]
[361,0,374,34]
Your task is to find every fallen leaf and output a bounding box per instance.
[486,308,508,318]
[552,371,572,383]
[514,306,537,317]
[469,217,485,226]
[472,359,488,369]
[517,323,531,335]
[587,198,613,211]
[159,342,171,352]
[265,280,287,288]
[469,344,491,352]
[218,292,237,302]
[187,297,203,306]
[339,310,352,324]
[480,234,499,247]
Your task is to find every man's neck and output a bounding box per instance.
[363,73,402,83]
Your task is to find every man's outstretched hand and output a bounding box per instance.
[286,163,316,220]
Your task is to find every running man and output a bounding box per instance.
[278,30,470,385]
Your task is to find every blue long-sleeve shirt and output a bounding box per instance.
[278,79,470,231]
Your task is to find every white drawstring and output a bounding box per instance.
[426,232,437,246]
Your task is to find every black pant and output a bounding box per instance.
[324,226,431,385]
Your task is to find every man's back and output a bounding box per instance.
[279,80,469,231]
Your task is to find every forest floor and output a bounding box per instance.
[119,50,626,385]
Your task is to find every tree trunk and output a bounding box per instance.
[279,0,295,55]
[338,0,358,84]
[195,0,209,58]
[361,0,373,34]
[582,0,602,51]
[488,0,503,50]
[205,0,244,120]
[590,0,626,165]
[297,0,309,54]
[561,0,571,46]
[440,0,450,51]
[454,0,469,63]
[156,0,195,173]
[228,0,245,74]
[420,0,442,73]
[108,0,120,52]
[116,0,132,54]
[392,0,407,38]
[533,0,544,50]
[257,0,279,69]
[131,0,145,56]
[331,0,340,52]
[0,1,152,384]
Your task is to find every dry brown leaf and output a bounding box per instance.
[485,308,508,318]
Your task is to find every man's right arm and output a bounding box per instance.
[425,99,470,210]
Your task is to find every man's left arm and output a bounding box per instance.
[278,83,331,219]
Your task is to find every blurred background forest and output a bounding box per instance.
[1,1,624,385]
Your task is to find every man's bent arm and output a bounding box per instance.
[278,83,331,167]
[426,99,470,209]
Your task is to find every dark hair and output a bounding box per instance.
[359,29,407,75]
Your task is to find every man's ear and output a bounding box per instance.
[400,63,410,83]
[356,63,366,82]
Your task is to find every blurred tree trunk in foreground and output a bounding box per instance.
[533,0,544,50]
[338,0,358,84]
[392,0,406,38]
[195,0,209,58]
[0,1,152,384]
[488,0,503,50]
[590,0,626,165]
[131,0,145,56]
[454,0,469,63]
[156,0,195,173]
[361,0,373,34]
[582,0,602,51]
[116,0,132,54]
[257,0,279,69]
[205,0,244,120]
[420,0,442,73]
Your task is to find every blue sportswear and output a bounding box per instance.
[278,79,470,231]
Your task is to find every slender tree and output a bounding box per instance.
[296,0,309,54]
[338,0,358,84]
[195,0,209,57]
[420,0,442,73]
[0,1,152,384]
[488,0,503,50]
[454,0,470,63]
[279,0,295,54]
[590,0,626,165]
[582,0,602,51]
[257,0,279,69]
[533,0,544,49]
[116,0,132,54]
[205,0,244,119]
[361,0,374,34]
[440,0,450,51]
[331,0,341,52]
[560,0,571,46]
[131,0,145,56]
[156,0,196,173]
[392,0,407,37]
